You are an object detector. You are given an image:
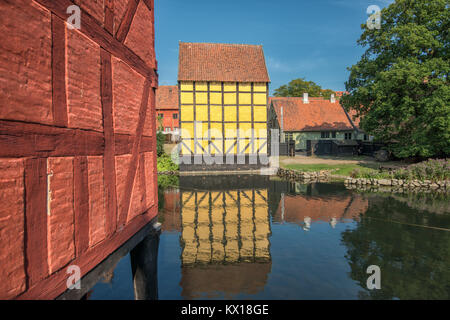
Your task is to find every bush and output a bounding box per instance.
[156,131,165,157]
[157,153,179,172]
[353,159,449,182]
[407,159,449,182]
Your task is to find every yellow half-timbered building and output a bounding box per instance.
[178,42,270,170]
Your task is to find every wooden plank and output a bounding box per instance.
[115,135,154,155]
[117,81,151,227]
[142,0,153,12]
[16,207,157,300]
[51,14,68,127]
[24,158,48,287]
[73,156,90,255]
[115,0,139,43]
[34,0,158,87]
[104,0,114,34]
[100,49,118,237]
[139,153,147,208]
[0,120,104,157]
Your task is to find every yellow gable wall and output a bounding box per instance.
[179,81,268,156]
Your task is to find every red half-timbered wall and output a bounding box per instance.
[0,0,158,299]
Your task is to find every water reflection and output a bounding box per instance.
[341,194,450,300]
[177,175,272,298]
[273,183,368,228]
[88,175,449,299]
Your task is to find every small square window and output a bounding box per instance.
[321,132,330,138]
[173,113,178,119]
[332,132,336,138]
[158,113,164,118]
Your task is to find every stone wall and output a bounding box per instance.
[345,177,449,193]
[277,168,331,183]
[0,0,158,299]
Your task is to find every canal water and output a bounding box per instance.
[87,175,450,300]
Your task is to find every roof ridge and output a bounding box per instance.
[179,41,263,48]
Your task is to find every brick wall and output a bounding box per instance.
[0,0,158,299]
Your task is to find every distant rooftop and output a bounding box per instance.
[270,97,360,132]
[178,42,270,83]
[156,85,178,110]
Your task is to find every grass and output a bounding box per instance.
[283,163,379,176]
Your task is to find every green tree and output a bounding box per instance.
[274,78,335,99]
[341,0,450,158]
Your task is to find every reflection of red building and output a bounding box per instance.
[160,189,181,232]
[274,194,368,227]
[156,86,179,133]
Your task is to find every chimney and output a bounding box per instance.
[303,92,309,104]
[330,94,336,103]
[280,106,284,141]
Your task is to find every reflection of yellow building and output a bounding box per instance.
[180,189,271,265]
[178,42,270,169]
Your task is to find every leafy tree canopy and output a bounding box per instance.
[341,0,450,158]
[274,78,336,99]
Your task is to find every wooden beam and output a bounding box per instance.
[0,120,104,158]
[34,0,158,87]
[104,0,114,34]
[115,0,139,43]
[117,81,151,227]
[100,49,118,237]
[114,135,154,155]
[24,158,48,288]
[73,156,90,255]
[51,14,68,127]
[142,0,153,12]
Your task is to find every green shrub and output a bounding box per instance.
[353,159,449,182]
[156,131,165,157]
[157,153,179,172]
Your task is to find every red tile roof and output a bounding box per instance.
[178,42,270,82]
[334,91,348,97]
[271,97,359,132]
[156,85,178,110]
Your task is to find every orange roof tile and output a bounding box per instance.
[178,42,270,82]
[156,85,178,110]
[271,97,359,132]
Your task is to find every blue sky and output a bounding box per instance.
[155,0,393,95]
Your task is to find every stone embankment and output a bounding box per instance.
[277,168,330,182]
[345,177,449,193]
[158,171,179,175]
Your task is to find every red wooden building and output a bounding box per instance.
[156,85,179,133]
[0,0,158,299]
